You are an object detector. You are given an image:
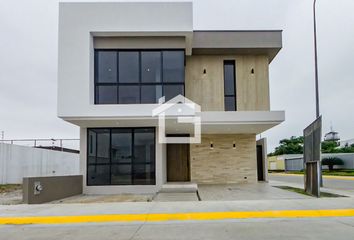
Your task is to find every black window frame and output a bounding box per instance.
[223,60,237,111]
[87,127,156,186]
[94,49,185,104]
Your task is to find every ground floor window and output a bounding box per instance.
[87,128,155,186]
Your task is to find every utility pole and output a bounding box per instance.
[313,0,323,187]
[1,131,4,140]
[313,0,320,118]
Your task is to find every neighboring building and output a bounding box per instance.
[268,153,354,171]
[324,127,340,142]
[340,138,354,148]
[268,154,303,171]
[58,2,285,194]
[268,155,285,171]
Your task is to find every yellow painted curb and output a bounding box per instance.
[323,175,354,181]
[1,209,354,225]
[271,173,354,181]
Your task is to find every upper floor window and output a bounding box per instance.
[224,60,236,111]
[94,50,185,104]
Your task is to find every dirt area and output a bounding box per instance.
[0,184,23,205]
[50,194,154,204]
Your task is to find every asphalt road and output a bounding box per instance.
[1,217,354,240]
[269,174,354,191]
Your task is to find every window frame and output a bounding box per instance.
[223,60,237,111]
[94,49,185,104]
[87,127,156,186]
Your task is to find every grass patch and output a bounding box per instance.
[269,170,354,177]
[322,170,354,176]
[274,186,346,198]
[0,184,21,194]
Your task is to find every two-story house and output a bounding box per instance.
[58,2,284,194]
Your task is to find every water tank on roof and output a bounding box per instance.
[324,131,340,142]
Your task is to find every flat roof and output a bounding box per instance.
[192,30,282,62]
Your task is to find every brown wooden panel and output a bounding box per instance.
[167,144,190,182]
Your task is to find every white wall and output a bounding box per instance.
[284,153,354,171]
[322,153,354,170]
[0,143,79,184]
[58,2,193,119]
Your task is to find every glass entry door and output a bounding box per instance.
[87,128,155,186]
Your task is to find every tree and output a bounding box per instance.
[269,136,354,156]
[268,136,304,156]
[322,157,344,171]
[321,141,339,153]
[339,144,354,153]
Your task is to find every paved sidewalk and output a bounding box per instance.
[153,192,199,202]
[2,198,354,239]
[1,198,354,220]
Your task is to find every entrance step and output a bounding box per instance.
[160,182,198,193]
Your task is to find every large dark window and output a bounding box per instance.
[96,51,117,83]
[162,51,185,83]
[118,52,140,83]
[224,60,236,111]
[94,50,185,104]
[87,128,155,186]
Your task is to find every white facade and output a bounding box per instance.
[58,2,193,119]
[58,2,285,194]
[57,1,283,132]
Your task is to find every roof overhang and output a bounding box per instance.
[63,111,285,135]
[192,30,282,62]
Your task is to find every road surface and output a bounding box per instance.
[269,173,354,191]
[1,217,354,240]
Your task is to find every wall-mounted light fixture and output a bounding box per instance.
[210,141,214,149]
[251,68,255,74]
[203,69,207,74]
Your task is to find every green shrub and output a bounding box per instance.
[322,157,344,171]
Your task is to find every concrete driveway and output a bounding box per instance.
[197,182,310,201]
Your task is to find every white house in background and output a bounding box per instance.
[340,139,354,148]
[57,2,285,194]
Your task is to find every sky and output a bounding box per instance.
[0,0,353,152]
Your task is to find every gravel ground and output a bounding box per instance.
[0,189,23,205]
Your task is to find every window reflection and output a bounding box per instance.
[87,128,155,186]
[94,50,185,104]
